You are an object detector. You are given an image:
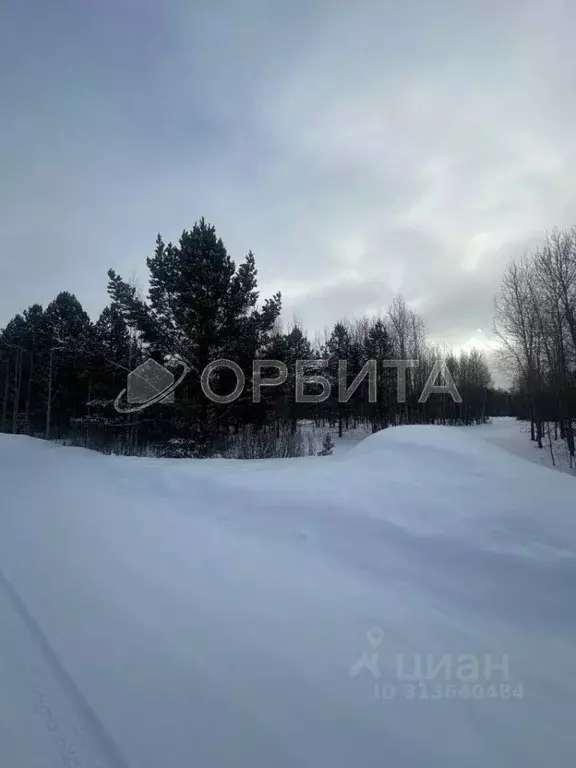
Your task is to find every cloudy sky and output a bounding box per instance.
[1,0,575,355]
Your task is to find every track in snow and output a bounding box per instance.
[0,569,129,768]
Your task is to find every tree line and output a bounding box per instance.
[0,217,506,458]
[495,227,576,468]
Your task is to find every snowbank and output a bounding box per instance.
[0,425,575,767]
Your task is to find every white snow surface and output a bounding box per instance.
[1,421,575,767]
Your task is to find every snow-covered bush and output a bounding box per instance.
[226,425,306,459]
[318,432,334,456]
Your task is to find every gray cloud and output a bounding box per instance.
[1,0,575,363]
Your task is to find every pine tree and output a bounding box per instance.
[365,318,394,430]
[107,218,282,453]
[42,292,94,439]
[326,322,352,438]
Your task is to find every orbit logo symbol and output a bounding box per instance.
[114,358,190,414]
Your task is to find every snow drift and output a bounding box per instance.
[0,424,575,767]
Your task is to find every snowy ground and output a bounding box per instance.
[309,416,576,472]
[474,417,576,475]
[0,420,575,767]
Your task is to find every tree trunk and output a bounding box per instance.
[46,346,54,440]
[25,345,34,434]
[1,352,10,432]
[12,346,22,434]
